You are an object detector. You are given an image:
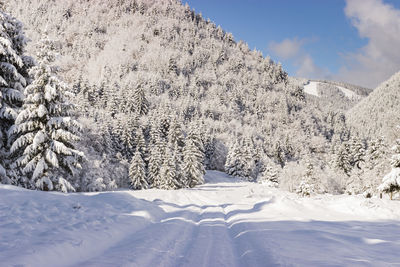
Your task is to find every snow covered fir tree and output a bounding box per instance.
[183,136,205,187]
[378,130,400,200]
[0,8,32,183]
[9,37,84,192]
[129,150,148,190]
[0,0,398,198]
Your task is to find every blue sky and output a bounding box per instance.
[184,0,400,88]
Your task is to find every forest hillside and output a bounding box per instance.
[347,71,400,144]
[2,0,397,196]
[301,79,371,112]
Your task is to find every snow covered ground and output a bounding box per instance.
[2,171,400,266]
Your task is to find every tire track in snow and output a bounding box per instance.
[78,192,208,266]
[61,185,278,266]
[224,199,280,267]
[175,189,241,267]
[188,185,279,266]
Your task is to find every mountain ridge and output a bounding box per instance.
[347,71,400,143]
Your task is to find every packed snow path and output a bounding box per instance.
[2,171,400,266]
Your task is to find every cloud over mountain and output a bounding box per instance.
[268,38,329,80]
[338,0,400,88]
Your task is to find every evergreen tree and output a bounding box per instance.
[274,142,285,167]
[121,115,138,159]
[378,135,400,200]
[0,9,32,182]
[135,126,148,162]
[297,159,316,196]
[297,180,314,197]
[350,136,365,169]
[147,141,163,187]
[242,136,256,181]
[110,118,124,153]
[225,141,236,175]
[367,136,386,169]
[332,142,352,176]
[9,37,83,191]
[183,138,205,187]
[187,124,205,171]
[253,145,263,178]
[168,117,185,149]
[105,82,120,118]
[147,118,168,185]
[171,142,185,188]
[159,113,171,140]
[204,134,216,169]
[129,150,148,190]
[225,140,246,178]
[157,147,178,190]
[258,163,279,188]
[133,83,149,115]
[346,167,364,195]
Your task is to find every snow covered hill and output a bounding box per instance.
[302,80,371,111]
[347,71,400,144]
[2,171,400,266]
[303,80,369,100]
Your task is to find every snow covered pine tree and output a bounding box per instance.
[9,37,83,192]
[147,127,164,187]
[158,147,179,190]
[258,165,279,188]
[378,132,400,200]
[183,138,205,187]
[297,160,315,197]
[0,8,32,183]
[129,150,148,190]
[225,141,247,178]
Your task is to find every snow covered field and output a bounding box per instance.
[1,171,400,266]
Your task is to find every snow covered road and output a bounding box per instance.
[2,171,400,266]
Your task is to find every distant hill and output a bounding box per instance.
[347,71,400,143]
[301,79,371,111]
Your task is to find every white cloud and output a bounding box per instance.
[269,0,400,88]
[337,0,400,88]
[268,38,304,60]
[295,54,326,78]
[268,38,329,80]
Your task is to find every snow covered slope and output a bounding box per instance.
[303,81,319,97]
[336,85,359,99]
[2,171,400,266]
[302,80,371,111]
[347,71,400,144]
[303,80,368,100]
